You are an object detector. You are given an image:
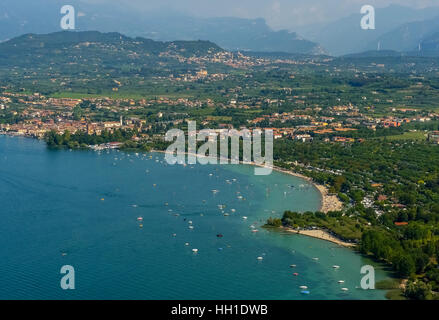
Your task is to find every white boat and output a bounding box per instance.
[189,226,194,229]
[257,256,263,260]
[338,280,345,284]
[137,217,143,221]
[299,286,308,289]
[333,265,340,269]
[252,229,259,233]
[290,264,297,268]
[192,248,198,253]
[341,288,349,291]
[312,257,319,261]
[243,216,248,220]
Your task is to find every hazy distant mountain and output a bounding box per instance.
[296,4,439,56]
[363,16,439,53]
[419,32,439,54]
[0,0,324,55]
[342,50,403,58]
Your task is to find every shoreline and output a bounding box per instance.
[279,226,356,248]
[0,135,348,248]
[266,165,343,214]
[154,149,352,248]
[152,149,343,214]
[0,134,342,213]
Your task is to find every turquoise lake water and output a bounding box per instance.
[0,135,389,299]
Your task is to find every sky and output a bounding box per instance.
[81,0,439,29]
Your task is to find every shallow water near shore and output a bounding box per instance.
[0,135,389,299]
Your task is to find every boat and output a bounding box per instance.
[185,243,190,246]
[189,226,194,229]
[312,257,319,261]
[192,249,198,253]
[299,286,308,289]
[251,229,259,233]
[243,216,248,220]
[293,273,299,276]
[333,265,340,269]
[217,234,224,238]
[290,264,297,268]
[338,280,345,284]
[224,213,230,216]
[300,290,310,295]
[341,288,349,291]
[257,256,263,260]
[137,217,143,221]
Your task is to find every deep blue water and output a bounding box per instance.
[0,135,389,299]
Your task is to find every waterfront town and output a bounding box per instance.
[1,92,439,145]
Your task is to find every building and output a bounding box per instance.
[428,131,439,144]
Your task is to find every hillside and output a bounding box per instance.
[0,31,230,95]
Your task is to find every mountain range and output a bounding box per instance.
[1,1,439,56]
[0,0,324,55]
[296,4,439,56]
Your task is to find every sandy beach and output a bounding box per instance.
[281,227,356,248]
[267,165,343,214]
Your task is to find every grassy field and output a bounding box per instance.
[380,131,427,141]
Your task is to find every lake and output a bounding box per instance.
[0,135,389,299]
